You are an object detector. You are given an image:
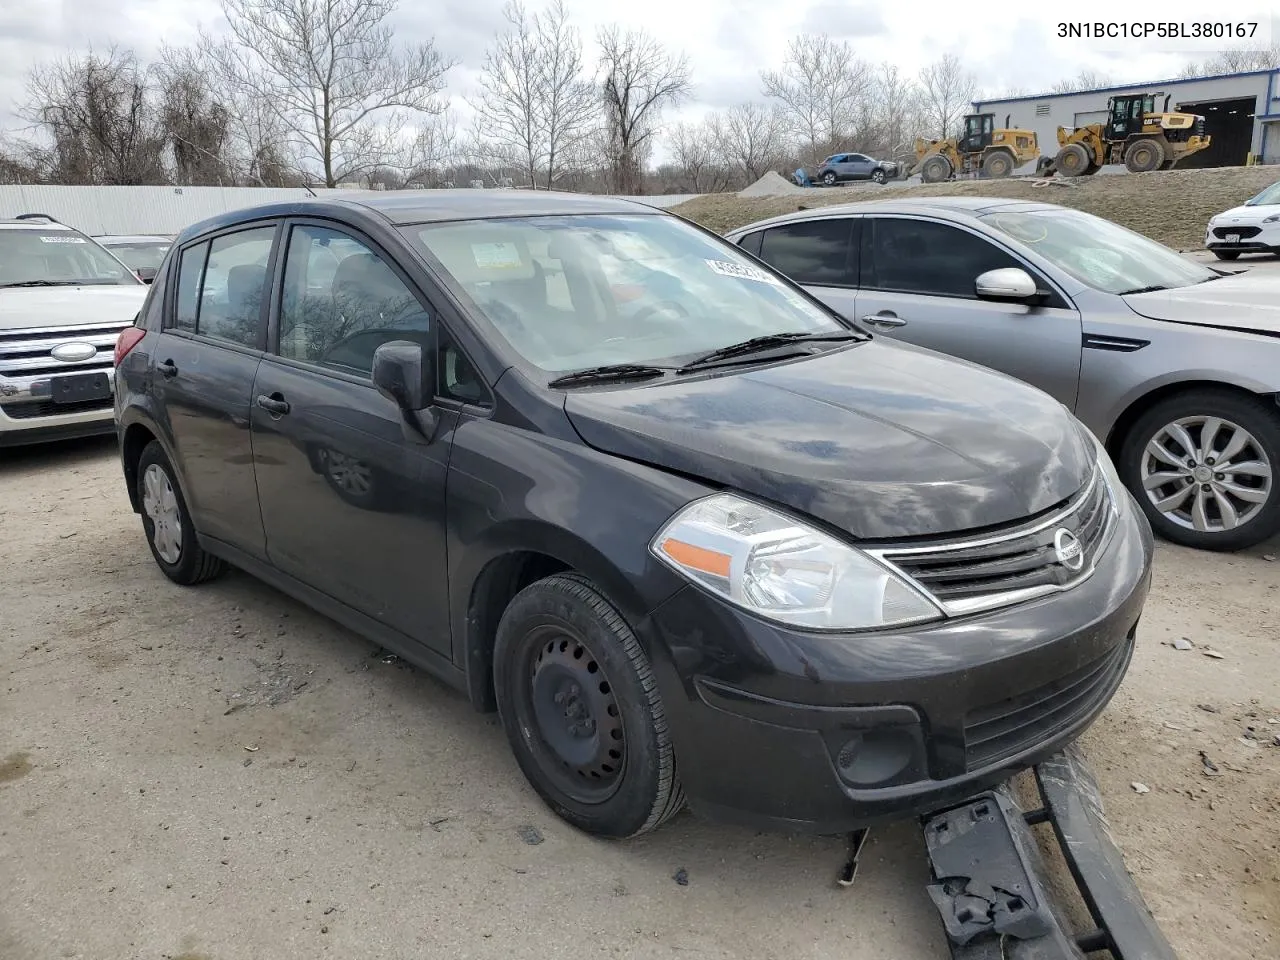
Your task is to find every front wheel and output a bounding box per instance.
[871,169,887,184]
[1118,390,1280,551]
[493,574,684,838]
[821,171,838,186]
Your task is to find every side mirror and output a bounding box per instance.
[372,340,432,411]
[975,267,1039,303]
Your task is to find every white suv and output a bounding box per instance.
[0,215,149,447]
[1205,180,1280,261]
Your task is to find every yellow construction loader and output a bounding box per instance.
[910,113,1040,183]
[1048,93,1211,176]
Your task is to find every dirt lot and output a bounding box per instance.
[1,439,1277,960]
[672,165,1280,250]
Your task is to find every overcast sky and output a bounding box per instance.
[2,0,1276,157]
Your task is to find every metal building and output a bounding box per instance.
[973,68,1280,167]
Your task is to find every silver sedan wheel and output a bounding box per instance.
[142,463,183,564]
[1141,415,1273,533]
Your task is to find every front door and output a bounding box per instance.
[250,221,456,655]
[151,223,279,558]
[856,216,1083,409]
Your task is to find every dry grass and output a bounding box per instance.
[671,165,1280,250]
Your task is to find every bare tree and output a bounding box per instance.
[20,46,168,184]
[597,26,691,195]
[870,64,923,164]
[472,1,597,190]
[1051,70,1112,94]
[155,45,232,185]
[1179,45,1280,77]
[214,0,455,187]
[666,121,730,193]
[917,54,977,139]
[761,35,870,164]
[707,103,788,184]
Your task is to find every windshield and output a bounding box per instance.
[0,229,138,286]
[1246,182,1280,206]
[979,208,1215,295]
[407,214,843,373]
[102,241,171,271]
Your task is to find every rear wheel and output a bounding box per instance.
[1212,250,1241,261]
[981,150,1014,178]
[1054,142,1092,177]
[920,155,952,183]
[1118,390,1280,551]
[1124,138,1165,173]
[493,574,684,838]
[136,441,225,584]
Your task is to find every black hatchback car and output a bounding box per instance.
[115,191,1153,838]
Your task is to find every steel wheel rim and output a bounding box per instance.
[518,624,626,804]
[142,463,182,564]
[1141,415,1273,533]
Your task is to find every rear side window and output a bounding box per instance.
[277,224,432,378]
[738,231,763,256]
[862,218,1021,298]
[758,219,856,287]
[173,242,207,332]
[170,228,275,347]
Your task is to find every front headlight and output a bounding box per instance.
[650,493,943,630]
[1087,430,1124,520]
[1263,213,1280,224]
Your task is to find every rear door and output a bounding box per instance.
[855,215,1083,408]
[152,222,279,558]
[754,217,860,320]
[250,219,464,656]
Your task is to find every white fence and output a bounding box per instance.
[0,185,703,237]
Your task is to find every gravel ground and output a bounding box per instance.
[2,440,1278,960]
[672,165,1280,249]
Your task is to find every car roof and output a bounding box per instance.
[727,196,1065,235]
[0,218,75,230]
[94,234,173,244]
[176,189,661,243]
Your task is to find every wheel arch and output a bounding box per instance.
[118,408,191,516]
[1104,378,1280,460]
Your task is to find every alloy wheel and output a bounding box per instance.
[1140,415,1273,533]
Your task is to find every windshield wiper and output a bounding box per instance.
[1117,284,1169,296]
[677,330,863,373]
[0,279,89,288]
[547,363,667,388]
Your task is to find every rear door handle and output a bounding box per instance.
[256,394,291,416]
[861,314,908,329]
[157,359,178,379]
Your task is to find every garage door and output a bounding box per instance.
[1073,110,1108,129]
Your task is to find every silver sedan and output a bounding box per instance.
[726,198,1280,551]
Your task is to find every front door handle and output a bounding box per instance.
[861,314,908,329]
[256,394,291,416]
[157,359,178,379]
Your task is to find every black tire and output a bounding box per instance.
[1117,389,1280,551]
[1212,250,1241,261]
[821,170,838,186]
[920,155,952,184]
[493,573,684,838]
[871,168,887,184]
[1054,142,1092,177]
[135,441,226,584]
[1124,138,1164,174]
[981,150,1014,178]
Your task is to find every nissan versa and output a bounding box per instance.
[115,192,1153,838]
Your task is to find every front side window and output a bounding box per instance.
[758,219,855,286]
[0,229,138,288]
[278,224,431,377]
[863,218,1021,298]
[406,214,843,374]
[980,208,1216,294]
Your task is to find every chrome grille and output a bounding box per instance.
[870,468,1114,616]
[0,321,128,380]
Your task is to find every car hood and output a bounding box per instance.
[0,286,147,332]
[1123,272,1280,336]
[564,341,1094,540]
[1211,204,1279,225]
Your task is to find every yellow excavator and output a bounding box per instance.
[1048,93,1211,176]
[911,113,1040,183]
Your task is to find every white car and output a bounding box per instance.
[1205,180,1280,261]
[0,215,149,447]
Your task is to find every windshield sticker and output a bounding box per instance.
[39,235,87,244]
[704,258,782,285]
[471,242,523,270]
[610,233,660,261]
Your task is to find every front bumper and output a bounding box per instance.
[1205,221,1280,253]
[0,376,117,446]
[646,497,1154,834]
